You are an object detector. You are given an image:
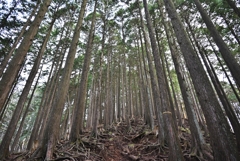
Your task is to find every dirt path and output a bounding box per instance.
[9,118,212,161]
[94,119,165,161]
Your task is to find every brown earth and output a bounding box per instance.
[8,118,212,161]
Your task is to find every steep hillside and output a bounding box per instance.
[8,118,213,161]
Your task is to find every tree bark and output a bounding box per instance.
[0,0,52,112]
[163,0,240,160]
[38,0,88,159]
[0,1,40,77]
[164,17,206,154]
[11,66,42,152]
[137,25,153,130]
[207,36,240,104]
[137,5,155,131]
[70,0,97,141]
[143,0,184,160]
[226,0,240,17]
[0,17,53,158]
[193,0,240,89]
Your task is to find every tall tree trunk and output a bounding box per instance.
[92,52,104,137]
[138,5,162,133]
[143,0,184,160]
[186,17,240,149]
[27,58,55,150]
[0,18,54,158]
[193,0,240,89]
[0,59,25,122]
[164,53,182,127]
[226,0,240,17]
[0,0,52,112]
[70,0,97,141]
[137,23,153,130]
[203,47,240,150]
[163,0,240,160]
[86,73,95,129]
[153,9,182,126]
[163,15,206,155]
[138,13,155,131]
[37,50,65,147]
[11,67,42,152]
[27,26,67,150]
[0,1,40,77]
[222,16,240,46]
[207,36,240,104]
[105,47,113,129]
[109,52,114,124]
[38,0,88,159]
[113,76,118,122]
[92,81,99,137]
[117,51,121,122]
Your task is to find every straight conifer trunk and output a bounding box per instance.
[138,4,155,131]
[225,0,240,17]
[0,0,52,112]
[70,0,97,142]
[11,67,42,152]
[142,0,184,160]
[193,0,240,89]
[161,13,206,154]
[37,0,88,159]
[0,17,54,158]
[163,0,240,160]
[0,1,40,77]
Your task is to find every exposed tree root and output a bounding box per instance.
[7,118,214,161]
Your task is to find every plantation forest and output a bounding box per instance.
[0,0,240,160]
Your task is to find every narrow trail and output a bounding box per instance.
[9,118,212,161]
[93,119,164,161]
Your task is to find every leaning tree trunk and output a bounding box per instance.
[0,1,40,77]
[186,17,240,150]
[37,0,88,159]
[163,0,240,160]
[142,0,184,160]
[222,16,240,46]
[207,36,240,104]
[0,0,52,113]
[193,0,240,89]
[164,15,206,155]
[11,67,42,152]
[225,0,240,18]
[137,6,155,131]
[70,0,97,142]
[0,60,25,122]
[0,17,54,158]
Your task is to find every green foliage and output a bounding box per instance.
[1,0,239,153]
[221,81,240,103]
[169,69,181,94]
[51,28,61,37]
[115,8,125,18]
[85,11,101,22]
[73,54,85,70]
[0,0,34,59]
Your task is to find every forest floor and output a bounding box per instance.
[9,118,213,161]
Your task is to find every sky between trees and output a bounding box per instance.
[0,0,240,160]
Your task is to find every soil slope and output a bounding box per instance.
[9,118,212,161]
